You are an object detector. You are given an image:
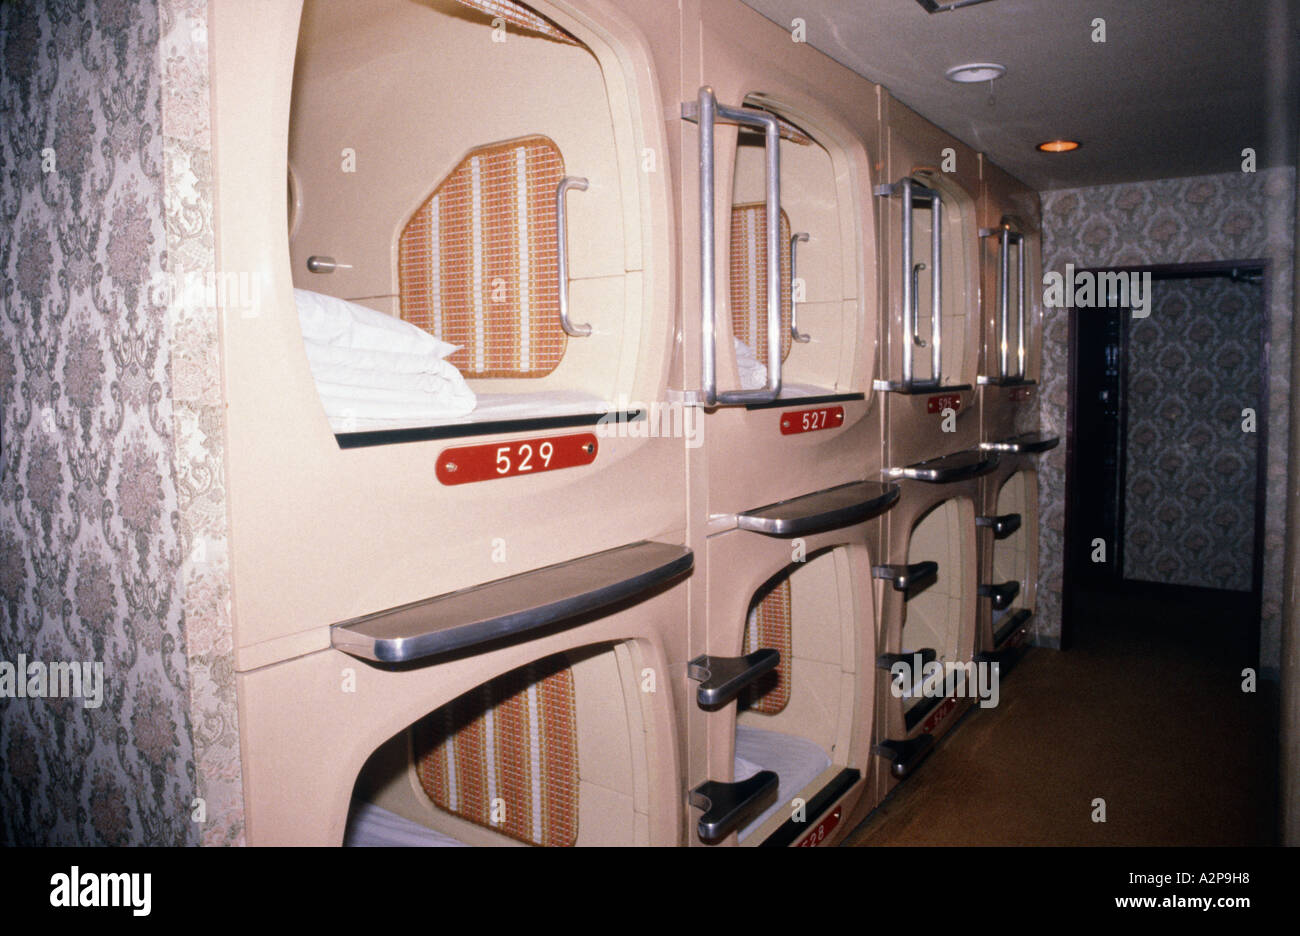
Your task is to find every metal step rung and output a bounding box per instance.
[976,512,1022,539]
[874,735,935,780]
[876,647,937,671]
[688,650,780,709]
[691,772,779,843]
[979,580,1021,611]
[873,561,939,599]
[994,608,1033,648]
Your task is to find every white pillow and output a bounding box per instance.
[295,289,459,359]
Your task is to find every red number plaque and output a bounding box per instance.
[926,393,962,415]
[780,406,845,435]
[795,805,842,847]
[436,433,598,485]
[919,694,960,735]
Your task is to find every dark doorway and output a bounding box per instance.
[1062,261,1269,667]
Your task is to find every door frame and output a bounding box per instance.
[1061,259,1271,651]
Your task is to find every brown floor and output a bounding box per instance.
[845,589,1279,846]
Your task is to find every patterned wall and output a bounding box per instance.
[1038,169,1296,671]
[1123,276,1263,591]
[158,0,245,846]
[0,0,197,844]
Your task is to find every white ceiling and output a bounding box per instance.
[739,0,1300,190]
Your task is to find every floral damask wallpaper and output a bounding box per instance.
[1123,277,1263,591]
[1038,169,1296,672]
[1,0,243,846]
[158,0,244,847]
[0,0,197,844]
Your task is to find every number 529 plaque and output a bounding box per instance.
[436,433,598,485]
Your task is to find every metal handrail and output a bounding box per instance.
[556,175,592,337]
[684,86,783,405]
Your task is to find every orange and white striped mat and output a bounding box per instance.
[415,656,580,847]
[730,203,793,368]
[742,579,793,715]
[399,136,569,378]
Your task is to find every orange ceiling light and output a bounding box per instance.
[1037,139,1081,153]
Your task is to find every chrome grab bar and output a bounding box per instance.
[555,175,592,337]
[876,178,942,390]
[983,220,1026,379]
[999,226,1011,377]
[1015,229,1026,378]
[911,262,927,348]
[925,184,943,385]
[683,86,783,405]
[791,232,810,343]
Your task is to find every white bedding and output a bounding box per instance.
[343,799,469,848]
[296,289,476,427]
[331,390,608,433]
[733,725,833,842]
[735,340,838,399]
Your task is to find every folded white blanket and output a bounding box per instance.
[296,288,458,358]
[305,345,475,403]
[295,289,477,425]
[303,340,465,376]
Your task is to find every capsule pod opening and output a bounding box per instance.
[899,497,976,716]
[210,0,685,659]
[730,547,861,843]
[344,641,657,846]
[725,99,860,397]
[287,0,668,435]
[989,469,1038,641]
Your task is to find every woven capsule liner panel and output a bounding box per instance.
[399,136,570,378]
[730,203,793,367]
[414,655,580,846]
[741,578,793,715]
[451,0,580,44]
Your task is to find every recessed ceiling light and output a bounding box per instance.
[1037,139,1081,153]
[944,63,1006,83]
